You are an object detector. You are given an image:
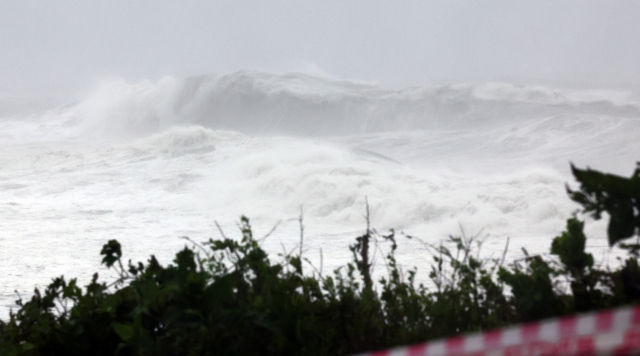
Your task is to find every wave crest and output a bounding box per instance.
[75,71,640,137]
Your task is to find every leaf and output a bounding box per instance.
[570,164,640,247]
[608,204,637,246]
[550,218,593,270]
[290,256,302,274]
[113,322,135,341]
[101,240,122,268]
[565,186,591,206]
[174,247,197,271]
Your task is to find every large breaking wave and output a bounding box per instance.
[71,70,640,138]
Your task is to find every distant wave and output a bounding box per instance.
[126,126,242,157]
[74,70,640,138]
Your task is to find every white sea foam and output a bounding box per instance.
[0,71,638,318]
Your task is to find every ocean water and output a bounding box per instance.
[1,71,639,318]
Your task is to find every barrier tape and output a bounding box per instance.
[356,305,640,356]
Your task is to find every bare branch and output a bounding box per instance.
[180,235,211,259]
[361,197,373,293]
[499,236,510,268]
[215,221,229,240]
[299,206,304,275]
[258,220,282,243]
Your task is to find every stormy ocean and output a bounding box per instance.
[1,70,639,317]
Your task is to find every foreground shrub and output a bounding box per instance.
[1,163,640,355]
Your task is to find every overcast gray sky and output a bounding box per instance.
[2,1,640,96]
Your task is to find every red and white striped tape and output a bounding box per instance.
[357,305,640,356]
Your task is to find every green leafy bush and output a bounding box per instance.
[1,163,640,355]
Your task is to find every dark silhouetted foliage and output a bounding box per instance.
[1,164,640,355]
[567,163,640,248]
